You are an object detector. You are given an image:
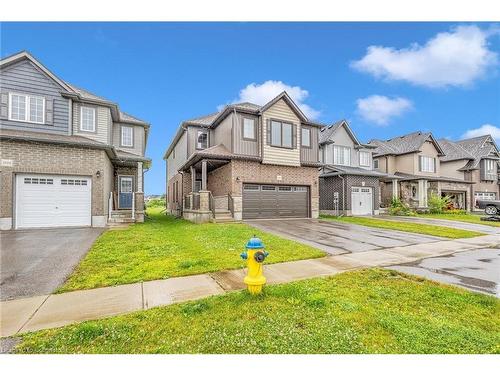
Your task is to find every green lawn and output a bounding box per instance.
[16,269,500,354]
[59,207,324,292]
[418,213,500,228]
[320,215,483,239]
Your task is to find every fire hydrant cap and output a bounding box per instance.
[245,236,264,249]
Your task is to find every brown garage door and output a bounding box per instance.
[242,184,309,219]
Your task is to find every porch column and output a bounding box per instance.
[418,179,428,208]
[190,166,196,192]
[391,179,398,199]
[201,160,207,191]
[137,162,143,193]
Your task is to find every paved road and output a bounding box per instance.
[375,215,499,234]
[246,219,442,255]
[388,248,500,296]
[0,228,103,301]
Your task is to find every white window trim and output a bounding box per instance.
[333,145,351,166]
[419,156,436,173]
[196,130,208,150]
[359,151,371,167]
[80,106,96,132]
[8,92,45,125]
[121,125,134,147]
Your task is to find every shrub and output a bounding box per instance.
[428,193,451,214]
[388,197,415,216]
[146,198,166,208]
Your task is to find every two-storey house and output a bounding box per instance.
[438,135,500,210]
[369,131,474,211]
[164,92,322,222]
[318,120,388,216]
[0,51,150,230]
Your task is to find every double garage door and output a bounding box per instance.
[242,183,309,219]
[15,174,91,229]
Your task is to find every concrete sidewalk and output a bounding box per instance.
[1,234,499,338]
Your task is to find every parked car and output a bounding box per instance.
[475,199,500,215]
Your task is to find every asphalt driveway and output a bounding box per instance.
[246,219,442,255]
[388,248,500,296]
[0,228,104,301]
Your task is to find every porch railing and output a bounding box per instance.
[184,195,190,210]
[108,192,113,220]
[132,192,136,220]
[192,193,200,210]
[208,191,215,218]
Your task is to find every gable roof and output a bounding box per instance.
[164,91,322,159]
[455,135,500,169]
[437,138,474,162]
[318,119,367,147]
[369,131,445,157]
[0,51,149,127]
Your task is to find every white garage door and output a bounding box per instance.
[351,187,373,216]
[16,174,91,229]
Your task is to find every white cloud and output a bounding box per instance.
[356,95,413,126]
[222,80,320,119]
[351,25,498,88]
[461,124,500,143]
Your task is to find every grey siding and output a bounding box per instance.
[112,123,145,156]
[300,125,319,163]
[167,131,188,181]
[0,60,69,134]
[233,113,259,156]
[213,113,233,152]
[72,102,111,144]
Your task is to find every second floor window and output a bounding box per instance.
[121,126,133,147]
[80,106,96,132]
[197,130,208,149]
[301,128,311,148]
[9,93,45,124]
[242,118,256,140]
[484,159,497,180]
[419,156,436,173]
[333,145,351,166]
[270,120,293,148]
[373,159,379,169]
[359,151,371,167]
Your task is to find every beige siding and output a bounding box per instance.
[166,131,188,181]
[262,99,301,166]
[440,160,468,180]
[413,141,440,176]
[112,123,145,156]
[72,102,111,144]
[395,153,415,175]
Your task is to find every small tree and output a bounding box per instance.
[428,193,450,214]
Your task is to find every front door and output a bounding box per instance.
[119,176,133,209]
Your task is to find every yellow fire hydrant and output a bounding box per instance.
[240,236,269,295]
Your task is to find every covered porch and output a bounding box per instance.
[108,154,149,224]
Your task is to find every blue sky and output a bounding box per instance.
[1,22,499,195]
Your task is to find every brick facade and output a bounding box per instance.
[0,139,112,228]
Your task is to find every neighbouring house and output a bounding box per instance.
[318,120,389,216]
[164,91,322,223]
[438,135,500,210]
[0,51,151,230]
[369,131,475,211]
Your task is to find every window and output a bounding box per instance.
[9,93,45,124]
[301,128,311,147]
[373,159,379,169]
[242,118,256,140]
[483,159,497,180]
[121,126,133,147]
[359,151,371,167]
[475,192,496,202]
[333,145,351,166]
[270,120,294,148]
[419,156,436,173]
[196,131,208,149]
[80,106,96,132]
[61,179,87,186]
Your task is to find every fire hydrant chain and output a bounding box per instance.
[240,236,269,295]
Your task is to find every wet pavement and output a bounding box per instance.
[387,248,500,296]
[375,215,499,235]
[246,219,442,255]
[0,227,104,301]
